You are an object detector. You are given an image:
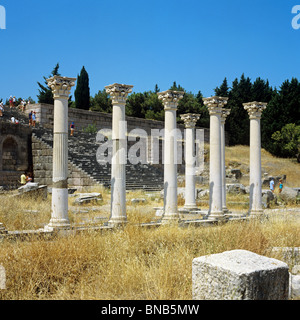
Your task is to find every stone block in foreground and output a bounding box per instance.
[192,249,289,300]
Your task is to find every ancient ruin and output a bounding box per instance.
[45,76,76,231]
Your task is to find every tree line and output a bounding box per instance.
[36,64,300,161]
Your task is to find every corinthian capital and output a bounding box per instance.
[180,113,200,128]
[46,76,76,99]
[157,90,184,110]
[105,83,134,104]
[243,101,267,119]
[203,96,228,115]
[220,108,231,124]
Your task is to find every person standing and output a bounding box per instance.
[279,179,283,193]
[28,110,32,126]
[20,172,26,185]
[70,122,75,136]
[270,179,275,193]
[32,111,36,127]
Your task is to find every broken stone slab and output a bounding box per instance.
[226,183,246,194]
[231,169,242,180]
[262,189,277,208]
[131,198,146,204]
[279,187,298,202]
[73,193,103,205]
[17,184,48,200]
[192,249,289,300]
[153,207,164,217]
[290,274,300,299]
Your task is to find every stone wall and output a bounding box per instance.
[25,103,212,143]
[0,122,32,189]
[32,134,99,188]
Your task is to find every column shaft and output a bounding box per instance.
[110,104,127,225]
[164,109,178,220]
[209,113,223,217]
[249,117,263,215]
[105,83,133,227]
[243,101,267,217]
[158,90,184,224]
[45,76,76,231]
[203,96,229,221]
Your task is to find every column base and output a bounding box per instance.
[183,204,198,210]
[161,213,180,225]
[108,217,127,228]
[44,218,70,231]
[249,209,264,218]
[207,211,228,222]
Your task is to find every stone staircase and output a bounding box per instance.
[1,105,164,191]
[32,127,164,191]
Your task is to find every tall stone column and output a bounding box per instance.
[203,96,228,220]
[45,76,76,230]
[243,101,267,217]
[105,83,133,227]
[180,113,200,210]
[158,90,184,224]
[221,109,230,213]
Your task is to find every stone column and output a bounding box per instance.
[203,96,228,220]
[243,102,267,217]
[158,90,184,224]
[221,109,231,213]
[45,76,76,230]
[105,83,133,227]
[180,113,200,210]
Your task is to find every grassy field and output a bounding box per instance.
[0,145,299,300]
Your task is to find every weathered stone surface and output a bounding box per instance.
[17,183,48,200]
[226,183,246,194]
[192,250,289,300]
[262,190,277,208]
[290,274,300,299]
[73,193,102,205]
[279,187,298,202]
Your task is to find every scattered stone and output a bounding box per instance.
[153,207,164,217]
[131,198,146,204]
[226,183,246,194]
[290,274,300,299]
[198,189,209,198]
[73,193,103,205]
[262,190,277,208]
[192,249,289,300]
[279,187,298,202]
[17,183,47,200]
[231,169,242,180]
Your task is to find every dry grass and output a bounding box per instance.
[0,144,299,300]
[1,213,300,300]
[225,145,300,187]
[0,212,299,300]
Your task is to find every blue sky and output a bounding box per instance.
[0,0,300,101]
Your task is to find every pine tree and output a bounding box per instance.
[225,74,252,145]
[37,63,61,104]
[214,77,229,97]
[74,66,90,110]
[261,78,300,154]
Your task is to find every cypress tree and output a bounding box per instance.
[75,66,90,110]
[37,63,60,104]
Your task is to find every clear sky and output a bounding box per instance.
[0,0,300,101]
